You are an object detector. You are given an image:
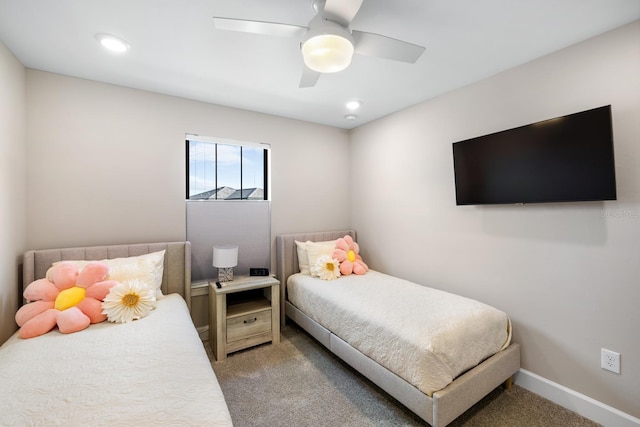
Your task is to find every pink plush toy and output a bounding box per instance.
[15,261,118,338]
[333,235,369,276]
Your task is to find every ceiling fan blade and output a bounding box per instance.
[299,66,321,88]
[213,17,307,38]
[322,0,364,26]
[352,30,425,63]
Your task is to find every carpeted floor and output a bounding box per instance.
[209,324,600,427]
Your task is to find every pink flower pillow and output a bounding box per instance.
[15,261,118,338]
[333,235,368,276]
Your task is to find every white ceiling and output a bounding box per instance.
[1,0,638,129]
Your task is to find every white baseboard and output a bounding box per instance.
[514,369,640,427]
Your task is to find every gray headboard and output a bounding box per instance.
[275,230,356,325]
[23,242,192,309]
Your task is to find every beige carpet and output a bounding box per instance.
[209,325,600,427]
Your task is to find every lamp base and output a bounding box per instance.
[218,267,234,282]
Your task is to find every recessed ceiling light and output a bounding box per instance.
[95,33,130,53]
[346,100,361,110]
[344,114,358,121]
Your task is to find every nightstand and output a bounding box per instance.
[209,275,280,361]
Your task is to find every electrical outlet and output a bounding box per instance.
[601,348,621,374]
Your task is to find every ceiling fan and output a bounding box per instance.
[213,0,426,88]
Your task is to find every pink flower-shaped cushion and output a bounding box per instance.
[15,261,118,339]
[333,235,369,276]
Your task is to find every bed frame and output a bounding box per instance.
[12,241,234,426]
[276,230,520,427]
[23,241,191,307]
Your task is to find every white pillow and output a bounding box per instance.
[50,250,166,299]
[295,240,336,275]
[294,240,310,274]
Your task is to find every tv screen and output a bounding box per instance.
[452,105,616,205]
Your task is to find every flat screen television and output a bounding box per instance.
[452,105,616,205]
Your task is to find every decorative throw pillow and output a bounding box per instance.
[15,261,118,338]
[333,235,368,275]
[101,279,157,323]
[306,243,338,277]
[295,240,335,275]
[51,250,166,299]
[311,255,341,280]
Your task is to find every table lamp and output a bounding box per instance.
[213,244,238,282]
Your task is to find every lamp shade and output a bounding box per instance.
[213,245,238,268]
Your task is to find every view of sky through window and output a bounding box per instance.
[187,139,266,200]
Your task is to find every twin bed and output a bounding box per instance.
[1,233,519,427]
[277,230,521,427]
[0,242,233,426]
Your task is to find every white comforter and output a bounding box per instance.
[288,271,511,396]
[0,294,233,426]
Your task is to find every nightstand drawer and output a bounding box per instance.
[227,309,271,343]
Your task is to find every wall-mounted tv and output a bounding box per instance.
[452,105,616,205]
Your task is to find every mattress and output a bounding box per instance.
[287,271,511,396]
[0,294,233,426]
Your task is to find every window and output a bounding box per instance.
[186,135,269,200]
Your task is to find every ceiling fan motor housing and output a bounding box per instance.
[301,16,354,73]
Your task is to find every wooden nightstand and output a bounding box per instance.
[209,276,280,361]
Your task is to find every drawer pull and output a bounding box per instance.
[243,317,258,324]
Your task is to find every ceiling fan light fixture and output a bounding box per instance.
[301,18,354,73]
[302,34,353,73]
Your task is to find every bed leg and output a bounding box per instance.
[503,376,513,390]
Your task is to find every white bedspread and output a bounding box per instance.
[0,294,233,426]
[288,271,511,396]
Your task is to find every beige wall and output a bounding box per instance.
[350,21,640,417]
[25,71,351,255]
[0,41,27,345]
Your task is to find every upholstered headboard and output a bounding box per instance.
[275,230,356,325]
[23,242,192,309]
